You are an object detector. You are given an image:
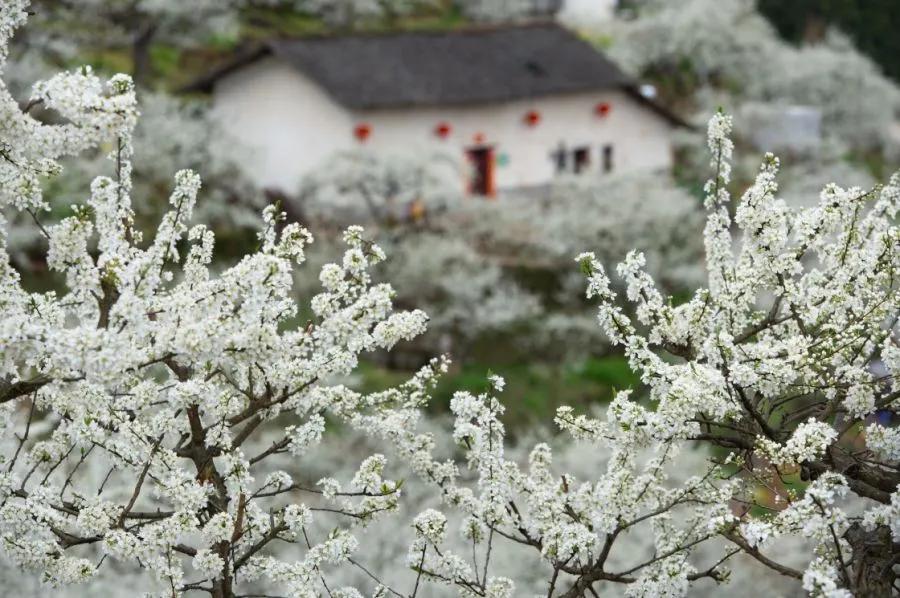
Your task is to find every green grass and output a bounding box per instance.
[150,45,182,80]
[241,7,330,39]
[845,147,890,181]
[239,2,467,40]
[572,355,639,390]
[74,49,132,77]
[355,354,641,432]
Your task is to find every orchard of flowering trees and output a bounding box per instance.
[292,151,705,361]
[603,0,900,154]
[1,2,898,597]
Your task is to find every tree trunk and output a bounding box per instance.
[846,523,895,597]
[211,578,233,598]
[132,23,157,87]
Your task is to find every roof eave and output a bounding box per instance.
[179,44,273,94]
[342,81,631,111]
[623,86,694,129]
[345,84,691,130]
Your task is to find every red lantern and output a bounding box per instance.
[595,102,611,117]
[524,109,541,127]
[434,122,452,139]
[354,123,372,142]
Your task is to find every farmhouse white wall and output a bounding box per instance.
[211,57,352,192]
[559,0,619,27]
[211,57,675,193]
[359,89,674,189]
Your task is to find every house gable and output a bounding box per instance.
[211,56,353,192]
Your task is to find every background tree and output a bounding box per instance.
[370,111,899,598]
[1,4,430,596]
[604,0,900,153]
[757,0,900,84]
[294,149,541,362]
[22,0,256,86]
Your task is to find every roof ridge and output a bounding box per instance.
[265,19,566,43]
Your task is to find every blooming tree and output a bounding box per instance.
[368,111,898,597]
[1,3,432,596]
[1,3,898,597]
[3,1,272,262]
[4,92,266,265]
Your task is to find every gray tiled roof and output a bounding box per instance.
[267,23,631,108]
[184,22,688,126]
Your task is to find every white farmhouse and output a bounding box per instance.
[187,22,686,196]
[558,0,620,27]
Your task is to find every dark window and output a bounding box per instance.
[573,146,591,174]
[601,144,614,173]
[550,142,567,174]
[466,146,495,197]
